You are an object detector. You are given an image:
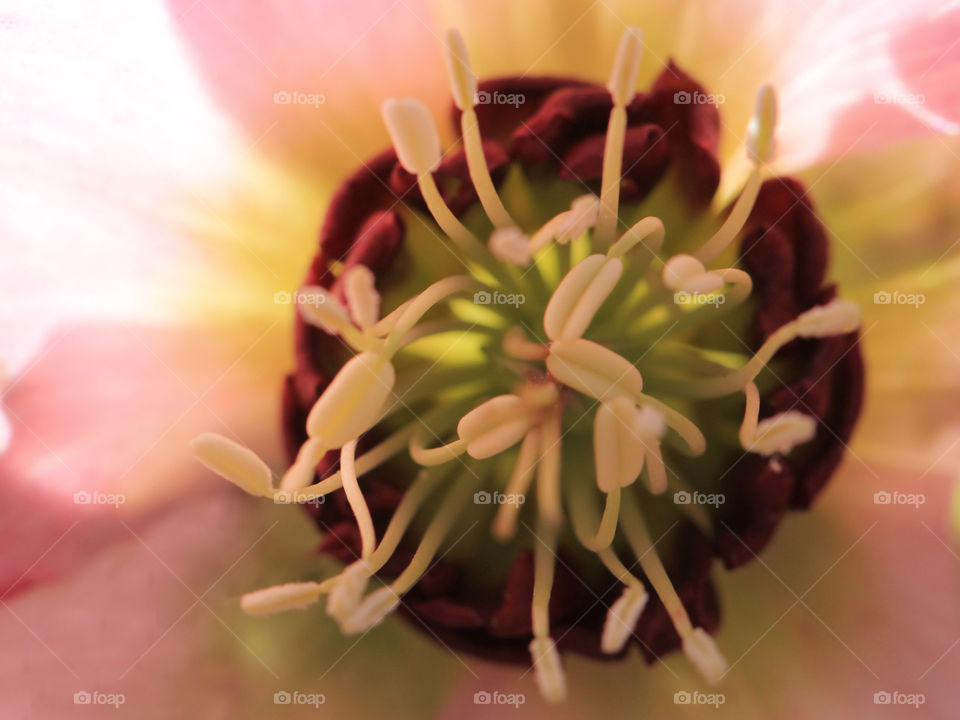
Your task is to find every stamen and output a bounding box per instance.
[738,382,761,449]
[240,581,330,616]
[601,585,649,654]
[746,85,778,165]
[633,405,668,494]
[444,29,517,230]
[457,394,534,459]
[327,559,374,621]
[594,396,645,491]
[528,195,600,254]
[547,338,644,401]
[338,483,471,634]
[621,494,727,683]
[191,433,274,497]
[305,352,396,446]
[340,439,377,558]
[530,521,566,703]
[662,254,724,294]
[606,216,664,262]
[748,411,817,456]
[380,275,476,358]
[409,433,467,466]
[681,299,861,398]
[344,265,381,330]
[544,254,624,340]
[489,226,532,266]
[595,27,643,247]
[502,327,549,361]
[492,430,540,541]
[536,407,564,527]
[277,438,327,491]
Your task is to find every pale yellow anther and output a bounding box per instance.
[191,433,273,497]
[601,586,649,654]
[382,98,442,175]
[444,28,478,111]
[594,396,645,492]
[607,27,643,107]
[749,411,817,456]
[682,627,728,685]
[662,254,723,294]
[529,637,567,704]
[306,352,396,446]
[544,254,623,340]
[338,586,400,634]
[241,582,326,616]
[344,265,381,329]
[794,299,861,338]
[747,84,778,164]
[547,338,644,401]
[326,559,373,621]
[489,226,532,266]
[457,394,532,459]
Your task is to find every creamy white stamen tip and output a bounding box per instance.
[529,636,567,703]
[682,628,727,684]
[633,405,667,439]
[306,352,396,446]
[544,254,623,340]
[457,394,532,459]
[601,586,649,653]
[662,254,720,293]
[794,299,861,338]
[339,586,401,634]
[344,265,381,329]
[747,84,778,164]
[241,582,324,616]
[489,226,532,266]
[444,28,478,111]
[326,559,373,620]
[607,28,643,106]
[547,338,644,400]
[749,411,817,455]
[595,396,645,492]
[382,98,442,175]
[191,433,273,496]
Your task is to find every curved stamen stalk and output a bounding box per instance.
[381,275,476,357]
[491,429,541,541]
[529,520,566,703]
[341,439,377,558]
[536,406,565,527]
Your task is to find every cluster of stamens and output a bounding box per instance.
[192,27,860,703]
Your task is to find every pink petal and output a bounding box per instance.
[0,322,287,598]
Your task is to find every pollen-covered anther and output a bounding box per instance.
[344,265,381,330]
[546,338,643,401]
[662,254,724,294]
[305,352,396,446]
[241,582,327,616]
[326,559,374,621]
[594,396,645,492]
[489,226,533,266]
[601,585,649,654]
[607,27,643,106]
[190,433,274,497]
[747,84,779,164]
[633,405,668,494]
[682,627,728,685]
[544,254,624,340]
[794,298,861,337]
[382,98,442,175]
[457,391,548,459]
[338,586,401,635]
[748,411,817,456]
[530,637,567,703]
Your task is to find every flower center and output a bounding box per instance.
[192,27,861,704]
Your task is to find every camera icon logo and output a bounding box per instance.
[274,691,292,705]
[274,291,292,305]
[474,691,492,704]
[474,90,491,105]
[274,91,292,105]
[474,491,492,505]
[674,691,692,704]
[74,691,92,705]
[673,491,692,505]
[474,290,491,305]
[873,491,892,505]
[73,491,91,505]
[873,290,891,305]
[873,691,892,705]
[674,90,692,104]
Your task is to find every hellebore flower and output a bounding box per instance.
[5,1,960,718]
